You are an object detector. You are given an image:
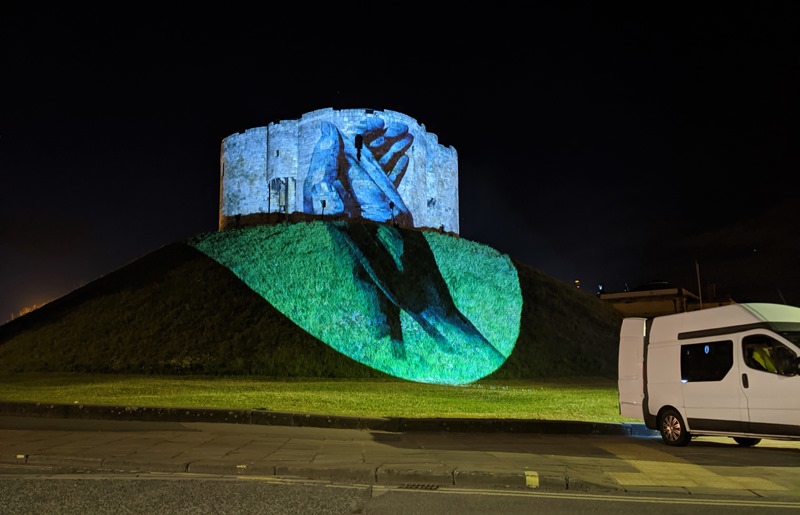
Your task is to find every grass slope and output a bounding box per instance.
[0,222,624,380]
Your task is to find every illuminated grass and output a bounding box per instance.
[0,373,638,423]
[189,222,523,385]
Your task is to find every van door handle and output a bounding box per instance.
[742,373,749,388]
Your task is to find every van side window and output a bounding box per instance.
[680,340,733,382]
[743,335,798,376]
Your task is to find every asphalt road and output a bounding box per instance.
[1,475,798,514]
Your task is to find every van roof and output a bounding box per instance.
[648,303,800,343]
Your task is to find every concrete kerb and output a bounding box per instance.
[4,453,581,492]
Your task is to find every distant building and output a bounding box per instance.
[599,281,735,318]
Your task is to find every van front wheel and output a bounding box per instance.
[658,408,691,446]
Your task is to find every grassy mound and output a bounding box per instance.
[0,221,623,381]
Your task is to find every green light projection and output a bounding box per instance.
[189,221,522,384]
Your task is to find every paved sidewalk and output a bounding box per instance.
[2,405,800,502]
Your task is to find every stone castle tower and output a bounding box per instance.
[218,107,460,234]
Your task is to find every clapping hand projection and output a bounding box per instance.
[304,117,413,226]
[305,116,503,365]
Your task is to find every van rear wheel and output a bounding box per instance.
[658,408,691,446]
[733,437,761,447]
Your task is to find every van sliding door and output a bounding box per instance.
[680,339,746,432]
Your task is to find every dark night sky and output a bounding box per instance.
[2,4,799,323]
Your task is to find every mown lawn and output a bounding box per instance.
[0,373,640,424]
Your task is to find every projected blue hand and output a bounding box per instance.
[305,117,502,364]
[304,118,414,226]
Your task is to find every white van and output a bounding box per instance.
[618,303,800,446]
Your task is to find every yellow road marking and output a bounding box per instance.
[599,443,786,490]
[524,470,539,489]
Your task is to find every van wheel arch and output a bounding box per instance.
[657,407,692,446]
